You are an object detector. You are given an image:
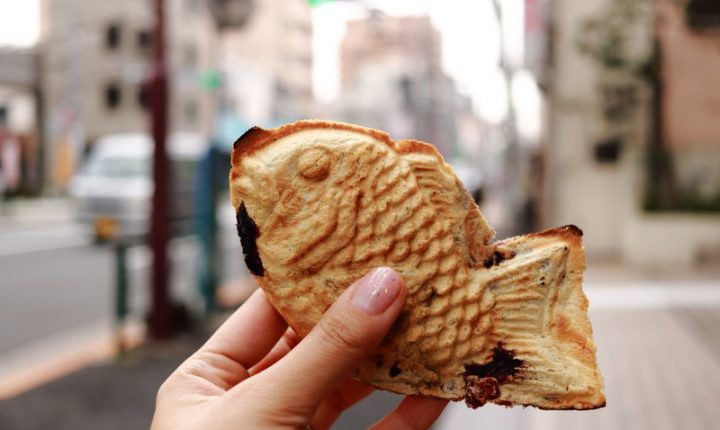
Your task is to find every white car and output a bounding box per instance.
[70,133,208,241]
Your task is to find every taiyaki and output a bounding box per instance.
[229,120,605,410]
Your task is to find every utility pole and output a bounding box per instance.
[493,0,524,235]
[148,0,171,338]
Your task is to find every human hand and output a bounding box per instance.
[152,268,448,429]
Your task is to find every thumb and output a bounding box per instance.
[254,267,405,414]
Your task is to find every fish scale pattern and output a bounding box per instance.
[253,139,571,388]
[303,142,499,378]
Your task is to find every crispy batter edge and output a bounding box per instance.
[231,120,394,178]
[229,120,462,232]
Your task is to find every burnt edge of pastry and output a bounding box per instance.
[530,224,583,238]
[236,202,264,276]
[533,399,607,411]
[462,344,524,408]
[233,126,267,150]
[494,224,583,248]
[231,120,393,167]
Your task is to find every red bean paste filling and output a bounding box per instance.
[462,344,524,408]
[237,202,264,276]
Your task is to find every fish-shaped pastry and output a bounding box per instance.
[229,120,605,410]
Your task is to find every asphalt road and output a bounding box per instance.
[0,242,112,355]
[0,218,244,356]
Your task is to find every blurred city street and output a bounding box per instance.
[0,197,246,394]
[1,0,720,428]
[0,198,111,355]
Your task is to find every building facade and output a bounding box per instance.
[219,0,313,125]
[39,0,218,189]
[544,0,720,266]
[0,47,40,192]
[336,15,468,158]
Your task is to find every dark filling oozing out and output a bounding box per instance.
[237,202,264,276]
[389,362,402,377]
[482,250,516,269]
[462,344,524,408]
[464,344,524,382]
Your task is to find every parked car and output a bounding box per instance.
[70,133,208,241]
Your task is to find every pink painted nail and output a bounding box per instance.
[351,268,402,315]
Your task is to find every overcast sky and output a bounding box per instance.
[312,0,525,123]
[0,0,40,48]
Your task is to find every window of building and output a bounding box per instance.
[184,100,198,123]
[593,137,622,164]
[137,86,149,110]
[686,0,720,29]
[104,83,122,109]
[106,23,121,50]
[137,30,151,51]
[183,44,198,68]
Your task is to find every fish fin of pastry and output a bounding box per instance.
[397,139,495,265]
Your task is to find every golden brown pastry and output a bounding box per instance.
[229,120,605,410]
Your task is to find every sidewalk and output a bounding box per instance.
[0,334,200,430]
[0,197,75,224]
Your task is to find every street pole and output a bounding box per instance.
[148,0,171,338]
[493,0,523,236]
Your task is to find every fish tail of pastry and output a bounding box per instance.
[461,240,606,409]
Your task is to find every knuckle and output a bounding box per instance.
[318,314,367,355]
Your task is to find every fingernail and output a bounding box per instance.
[351,268,402,315]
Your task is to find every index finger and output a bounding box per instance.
[200,288,288,370]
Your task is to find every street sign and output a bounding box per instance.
[199,69,221,90]
[308,0,334,7]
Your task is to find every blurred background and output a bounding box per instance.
[0,0,719,428]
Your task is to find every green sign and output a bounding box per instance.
[199,69,221,90]
[308,0,334,8]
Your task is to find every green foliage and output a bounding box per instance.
[644,187,720,213]
[576,0,654,81]
[576,0,657,125]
